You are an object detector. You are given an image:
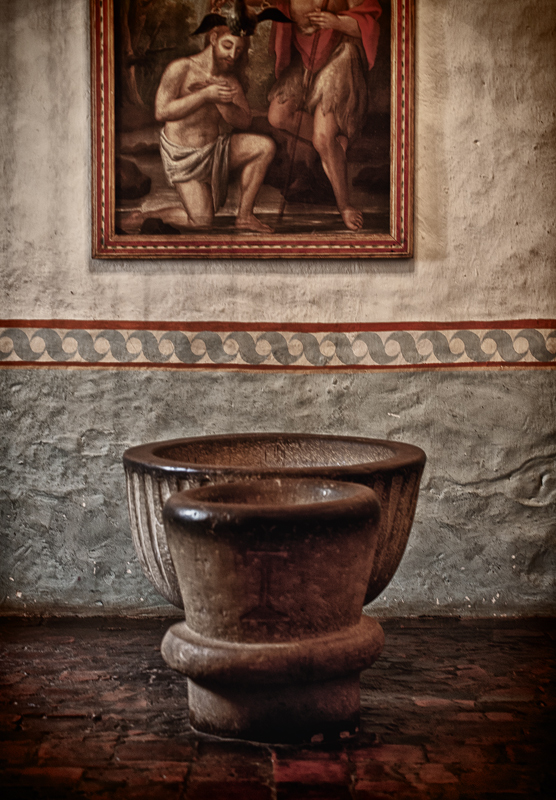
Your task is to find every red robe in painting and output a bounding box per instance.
[270,0,382,78]
[268,0,382,139]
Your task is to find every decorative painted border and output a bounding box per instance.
[91,0,414,259]
[1,321,554,370]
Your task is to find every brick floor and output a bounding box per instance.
[0,617,554,798]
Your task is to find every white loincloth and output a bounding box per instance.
[159,130,231,212]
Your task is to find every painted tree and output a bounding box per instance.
[116,0,198,128]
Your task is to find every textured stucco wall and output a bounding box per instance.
[1,368,554,616]
[0,0,555,616]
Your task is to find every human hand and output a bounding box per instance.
[306,10,338,30]
[206,79,236,104]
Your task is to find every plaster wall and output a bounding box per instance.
[0,0,555,617]
[0,0,555,322]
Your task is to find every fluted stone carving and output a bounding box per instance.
[123,433,426,609]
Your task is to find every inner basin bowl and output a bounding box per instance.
[166,475,375,509]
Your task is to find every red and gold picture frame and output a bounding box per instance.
[91,0,414,258]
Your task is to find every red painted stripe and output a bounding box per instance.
[1,361,553,373]
[1,320,554,332]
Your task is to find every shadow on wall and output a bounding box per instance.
[413,0,449,262]
[88,257,416,276]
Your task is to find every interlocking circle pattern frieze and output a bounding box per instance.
[1,322,554,370]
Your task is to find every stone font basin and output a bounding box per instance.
[123,433,426,608]
[161,477,384,742]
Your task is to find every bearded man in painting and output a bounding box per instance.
[155,25,275,233]
[262,0,382,231]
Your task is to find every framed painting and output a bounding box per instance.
[91,0,414,258]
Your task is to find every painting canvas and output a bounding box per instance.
[91,0,413,258]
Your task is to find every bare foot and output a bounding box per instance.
[235,215,274,233]
[341,206,364,231]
